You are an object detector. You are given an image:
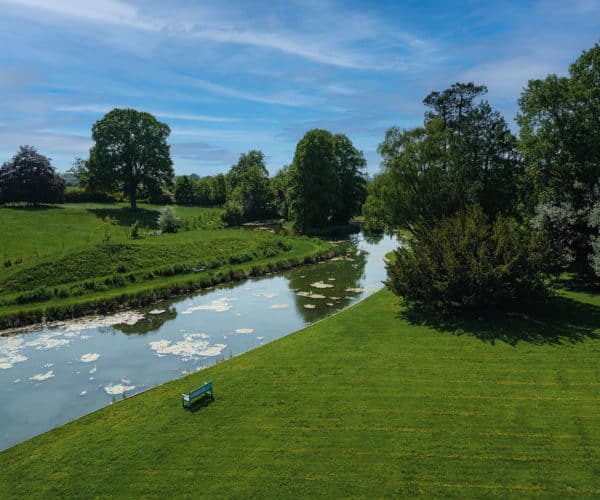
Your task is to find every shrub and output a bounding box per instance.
[221,200,244,227]
[386,206,547,311]
[130,220,141,240]
[64,187,116,203]
[157,206,181,233]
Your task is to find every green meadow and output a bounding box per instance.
[0,204,333,329]
[2,287,599,497]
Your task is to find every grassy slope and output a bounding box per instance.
[0,203,224,262]
[1,288,600,498]
[0,204,332,327]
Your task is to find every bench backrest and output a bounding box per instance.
[188,382,212,400]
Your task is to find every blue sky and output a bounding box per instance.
[0,0,598,176]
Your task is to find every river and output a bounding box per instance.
[0,231,398,450]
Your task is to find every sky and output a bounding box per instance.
[0,0,598,176]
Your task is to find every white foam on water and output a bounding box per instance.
[44,363,54,368]
[311,281,334,289]
[89,366,97,374]
[29,370,54,381]
[256,336,265,340]
[253,292,278,299]
[14,379,20,383]
[326,303,334,306]
[26,332,71,350]
[271,304,289,309]
[328,278,336,281]
[65,311,145,331]
[182,298,236,314]
[296,291,326,299]
[149,309,166,315]
[304,304,316,309]
[0,336,28,369]
[234,328,254,334]
[104,381,136,395]
[80,390,87,396]
[149,334,226,361]
[80,353,100,363]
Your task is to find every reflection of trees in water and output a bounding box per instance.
[362,231,384,245]
[113,306,178,335]
[286,246,368,322]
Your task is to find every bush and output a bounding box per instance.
[64,187,117,203]
[386,206,547,311]
[157,206,181,233]
[221,200,244,227]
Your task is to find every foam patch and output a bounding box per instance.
[29,370,54,381]
[149,334,226,361]
[80,353,100,363]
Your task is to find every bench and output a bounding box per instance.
[182,381,214,409]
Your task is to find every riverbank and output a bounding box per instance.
[2,287,600,497]
[0,203,336,330]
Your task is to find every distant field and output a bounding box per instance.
[0,203,224,262]
[0,203,333,328]
[2,287,599,497]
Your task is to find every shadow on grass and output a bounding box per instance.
[87,207,160,229]
[551,274,600,295]
[399,294,600,346]
[0,203,64,211]
[187,394,215,413]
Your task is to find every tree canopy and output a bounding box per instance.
[364,83,522,232]
[87,108,174,210]
[0,146,65,206]
[288,129,367,232]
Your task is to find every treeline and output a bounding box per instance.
[378,42,600,311]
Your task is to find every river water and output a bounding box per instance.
[0,231,398,450]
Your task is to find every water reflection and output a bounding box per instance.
[113,306,178,335]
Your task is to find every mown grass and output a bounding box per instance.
[2,287,599,497]
[0,203,224,262]
[0,203,332,328]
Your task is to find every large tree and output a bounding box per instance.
[519,43,600,275]
[364,83,522,232]
[88,108,174,209]
[287,129,366,232]
[0,146,65,206]
[332,134,368,224]
[224,150,274,222]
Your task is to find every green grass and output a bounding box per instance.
[2,287,600,497]
[0,203,224,262]
[0,203,333,328]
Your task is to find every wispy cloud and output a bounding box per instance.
[56,105,240,123]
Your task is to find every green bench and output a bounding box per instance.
[182,381,214,409]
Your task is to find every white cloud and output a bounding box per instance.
[56,105,240,123]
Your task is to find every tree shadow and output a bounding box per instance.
[551,274,600,294]
[399,294,600,346]
[86,207,160,228]
[0,203,64,211]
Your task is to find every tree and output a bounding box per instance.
[363,82,522,232]
[223,150,274,223]
[271,165,291,219]
[174,176,196,205]
[87,108,174,210]
[0,146,65,206]
[331,134,368,224]
[288,129,338,232]
[518,43,600,274]
[386,206,547,311]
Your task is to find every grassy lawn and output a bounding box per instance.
[2,287,599,497]
[0,203,333,329]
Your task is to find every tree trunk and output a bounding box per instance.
[129,189,137,210]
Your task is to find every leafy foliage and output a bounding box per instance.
[0,146,65,205]
[364,83,522,231]
[288,129,367,232]
[386,206,547,311]
[157,206,181,233]
[518,43,600,275]
[87,108,174,210]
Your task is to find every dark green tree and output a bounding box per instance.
[332,134,368,224]
[518,43,600,274]
[0,146,65,206]
[174,175,196,205]
[223,150,274,223]
[364,83,521,232]
[287,130,337,232]
[88,108,174,210]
